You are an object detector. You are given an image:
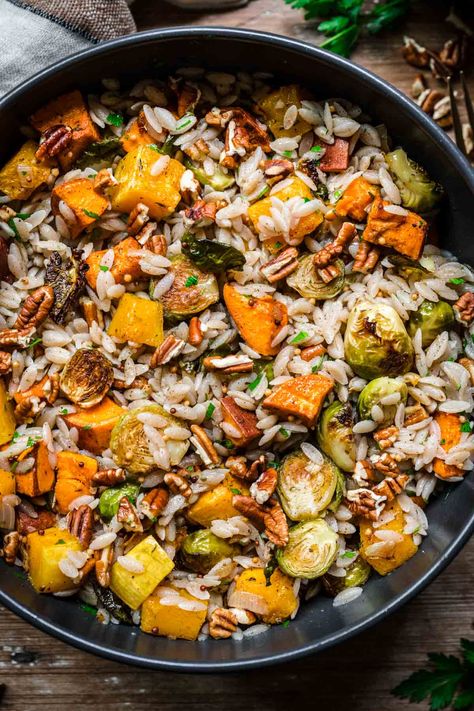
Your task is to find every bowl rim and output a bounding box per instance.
[1,25,474,672]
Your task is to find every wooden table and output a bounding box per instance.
[1,3,473,709]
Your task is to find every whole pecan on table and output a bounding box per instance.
[209,608,238,639]
[260,247,299,284]
[35,124,73,160]
[454,292,474,325]
[68,504,94,547]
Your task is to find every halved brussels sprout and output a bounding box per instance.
[407,300,455,348]
[180,529,238,574]
[317,401,356,473]
[110,404,189,475]
[386,148,443,213]
[99,483,140,520]
[278,449,340,521]
[45,249,88,324]
[183,157,235,191]
[157,255,219,320]
[276,519,338,579]
[328,469,346,513]
[344,300,414,380]
[322,555,371,596]
[287,255,344,300]
[357,376,408,425]
[388,254,432,281]
[60,348,114,408]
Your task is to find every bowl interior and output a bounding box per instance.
[1,28,474,670]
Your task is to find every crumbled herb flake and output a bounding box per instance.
[257,185,270,199]
[281,620,290,628]
[205,402,216,420]
[55,539,66,545]
[99,265,109,272]
[341,551,357,559]
[282,150,293,158]
[461,421,472,433]
[274,241,282,249]
[221,438,235,449]
[83,424,93,430]
[450,277,464,285]
[290,330,309,344]
[185,275,198,287]
[279,427,290,438]
[59,407,69,415]
[83,209,101,219]
[312,355,327,373]
[230,487,242,495]
[106,112,123,127]
[248,373,263,391]
[333,190,342,199]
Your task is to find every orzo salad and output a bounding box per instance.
[0,70,473,642]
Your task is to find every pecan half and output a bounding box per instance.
[372,472,410,501]
[68,505,94,547]
[0,327,34,347]
[260,247,299,284]
[80,297,104,329]
[14,285,54,331]
[345,488,386,521]
[184,199,219,226]
[232,494,266,529]
[264,500,289,547]
[127,203,150,235]
[202,354,253,374]
[439,36,467,71]
[454,292,474,324]
[353,459,378,487]
[2,531,20,564]
[373,425,399,450]
[36,124,73,160]
[209,608,238,639]
[250,467,278,505]
[147,233,167,256]
[92,468,126,487]
[300,344,326,362]
[226,454,265,482]
[14,399,39,425]
[373,452,400,476]
[312,222,357,268]
[0,352,12,375]
[220,108,271,169]
[353,241,380,273]
[262,158,294,185]
[141,487,169,519]
[188,317,203,347]
[402,37,430,68]
[419,89,446,115]
[164,472,192,498]
[95,545,113,587]
[404,404,428,427]
[411,73,427,99]
[190,424,220,466]
[117,497,143,532]
[150,335,186,367]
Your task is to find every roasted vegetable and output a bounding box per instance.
[317,401,356,472]
[362,196,427,260]
[357,377,408,425]
[0,469,15,496]
[344,300,414,380]
[110,404,189,476]
[187,475,249,527]
[182,236,245,273]
[220,396,260,448]
[433,412,463,480]
[0,378,15,446]
[108,293,164,347]
[93,582,133,624]
[287,255,345,301]
[263,373,334,427]
[223,283,288,357]
[99,483,140,520]
[386,148,443,213]
[110,535,174,609]
[55,451,98,514]
[408,300,455,348]
[60,348,114,408]
[0,140,53,200]
[141,585,208,640]
[328,469,346,512]
[63,397,125,455]
[183,157,235,191]
[15,441,55,498]
[334,177,380,222]
[51,177,109,238]
[27,528,83,593]
[259,85,311,139]
[359,499,418,575]
[322,555,371,596]
[158,255,219,320]
[388,254,432,280]
[276,519,338,579]
[231,568,298,624]
[180,529,238,574]
[278,449,340,520]
[120,118,155,154]
[111,145,185,220]
[319,138,350,173]
[45,250,88,324]
[77,136,122,168]
[85,237,145,290]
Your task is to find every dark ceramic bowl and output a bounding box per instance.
[1,27,474,671]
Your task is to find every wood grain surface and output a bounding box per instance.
[1,3,473,710]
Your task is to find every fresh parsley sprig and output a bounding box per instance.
[283,0,411,57]
[392,638,474,710]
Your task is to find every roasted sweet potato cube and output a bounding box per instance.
[335,177,380,222]
[221,396,260,448]
[51,177,108,238]
[63,397,125,455]
[0,469,15,496]
[86,237,145,290]
[120,117,156,153]
[30,90,100,170]
[433,412,464,480]
[55,451,98,514]
[362,196,427,260]
[360,499,418,576]
[319,138,350,173]
[0,378,15,447]
[263,373,334,427]
[0,140,54,200]
[15,441,55,497]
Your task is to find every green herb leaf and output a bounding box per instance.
[310,145,322,153]
[450,278,465,285]
[290,331,309,344]
[366,0,410,34]
[27,337,42,349]
[320,24,360,58]
[248,373,263,392]
[83,424,93,430]
[83,209,101,220]
[55,539,66,545]
[99,265,109,272]
[461,421,472,433]
[312,355,327,373]
[220,438,235,450]
[281,619,291,628]
[182,235,245,273]
[106,112,123,127]
[185,274,199,287]
[205,402,216,420]
[282,150,293,158]
[318,15,351,35]
[230,487,242,495]
[341,550,357,559]
[279,427,290,438]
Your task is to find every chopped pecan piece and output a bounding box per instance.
[68,504,94,547]
[419,89,446,115]
[221,108,271,169]
[184,199,219,226]
[117,496,143,532]
[14,399,37,425]
[188,317,203,347]
[404,404,428,427]
[93,168,117,192]
[373,425,399,450]
[313,222,357,268]
[150,335,186,367]
[260,247,299,284]
[14,285,54,331]
[80,297,104,329]
[318,262,342,284]
[36,124,73,160]
[169,78,201,116]
[454,292,474,324]
[232,494,266,529]
[92,468,126,486]
[439,36,467,71]
[190,424,220,466]
[373,452,400,476]
[250,467,278,504]
[353,459,378,487]
[112,375,151,394]
[345,488,386,521]
[372,472,410,501]
[221,396,260,447]
[209,608,238,639]
[0,327,34,347]
[264,500,289,547]
[353,241,381,273]
[164,472,192,498]
[202,354,253,374]
[95,545,113,587]
[459,357,474,386]
[225,454,265,482]
[262,158,294,186]
[127,203,150,235]
[300,344,326,362]
[0,352,12,375]
[141,487,169,519]
[411,73,427,99]
[402,37,430,68]
[2,531,20,564]
[147,233,168,256]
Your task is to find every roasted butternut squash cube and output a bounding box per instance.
[359,499,418,576]
[319,138,350,173]
[110,535,174,610]
[0,378,15,446]
[433,412,463,480]
[248,177,323,245]
[362,196,427,260]
[63,397,125,455]
[120,117,156,153]
[51,177,108,238]
[0,140,54,200]
[335,177,380,222]
[0,468,15,496]
[55,451,98,514]
[30,90,100,170]
[111,145,185,220]
[13,374,52,408]
[15,441,55,498]
[221,396,260,447]
[27,527,83,593]
[234,568,297,624]
[187,475,249,527]
[223,283,288,357]
[259,85,312,139]
[86,237,145,290]
[263,373,334,427]
[107,293,164,348]
[141,585,208,640]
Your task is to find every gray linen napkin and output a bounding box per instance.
[0,0,136,97]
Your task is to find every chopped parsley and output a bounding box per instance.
[282,150,293,158]
[257,185,270,200]
[26,435,40,448]
[281,620,291,628]
[27,337,42,349]
[106,112,123,127]
[83,209,101,219]
[248,373,263,392]
[461,421,472,433]
[450,277,465,285]
[178,118,193,129]
[55,539,66,545]
[230,487,242,495]
[440,438,446,445]
[185,275,198,287]
[11,431,20,443]
[279,427,290,438]
[312,355,327,373]
[310,145,322,153]
[220,438,235,450]
[7,217,20,239]
[80,603,97,617]
[333,189,342,199]
[83,424,93,430]
[99,265,109,272]
[274,241,283,250]
[59,407,69,415]
[290,330,309,344]
[149,144,162,153]
[341,551,357,559]
[205,402,216,420]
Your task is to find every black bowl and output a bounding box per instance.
[1,27,474,671]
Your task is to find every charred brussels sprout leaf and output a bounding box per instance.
[358,377,408,425]
[45,250,88,324]
[344,300,414,380]
[180,529,238,574]
[322,555,370,596]
[317,401,356,473]
[60,348,114,408]
[328,469,346,513]
[110,404,189,475]
[182,236,245,273]
[157,255,219,320]
[386,148,443,213]
[388,254,432,281]
[183,157,235,191]
[99,483,140,520]
[278,449,340,521]
[93,581,133,623]
[287,255,344,300]
[277,519,338,579]
[76,136,122,168]
[408,300,455,348]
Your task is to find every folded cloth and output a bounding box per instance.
[0,0,136,97]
